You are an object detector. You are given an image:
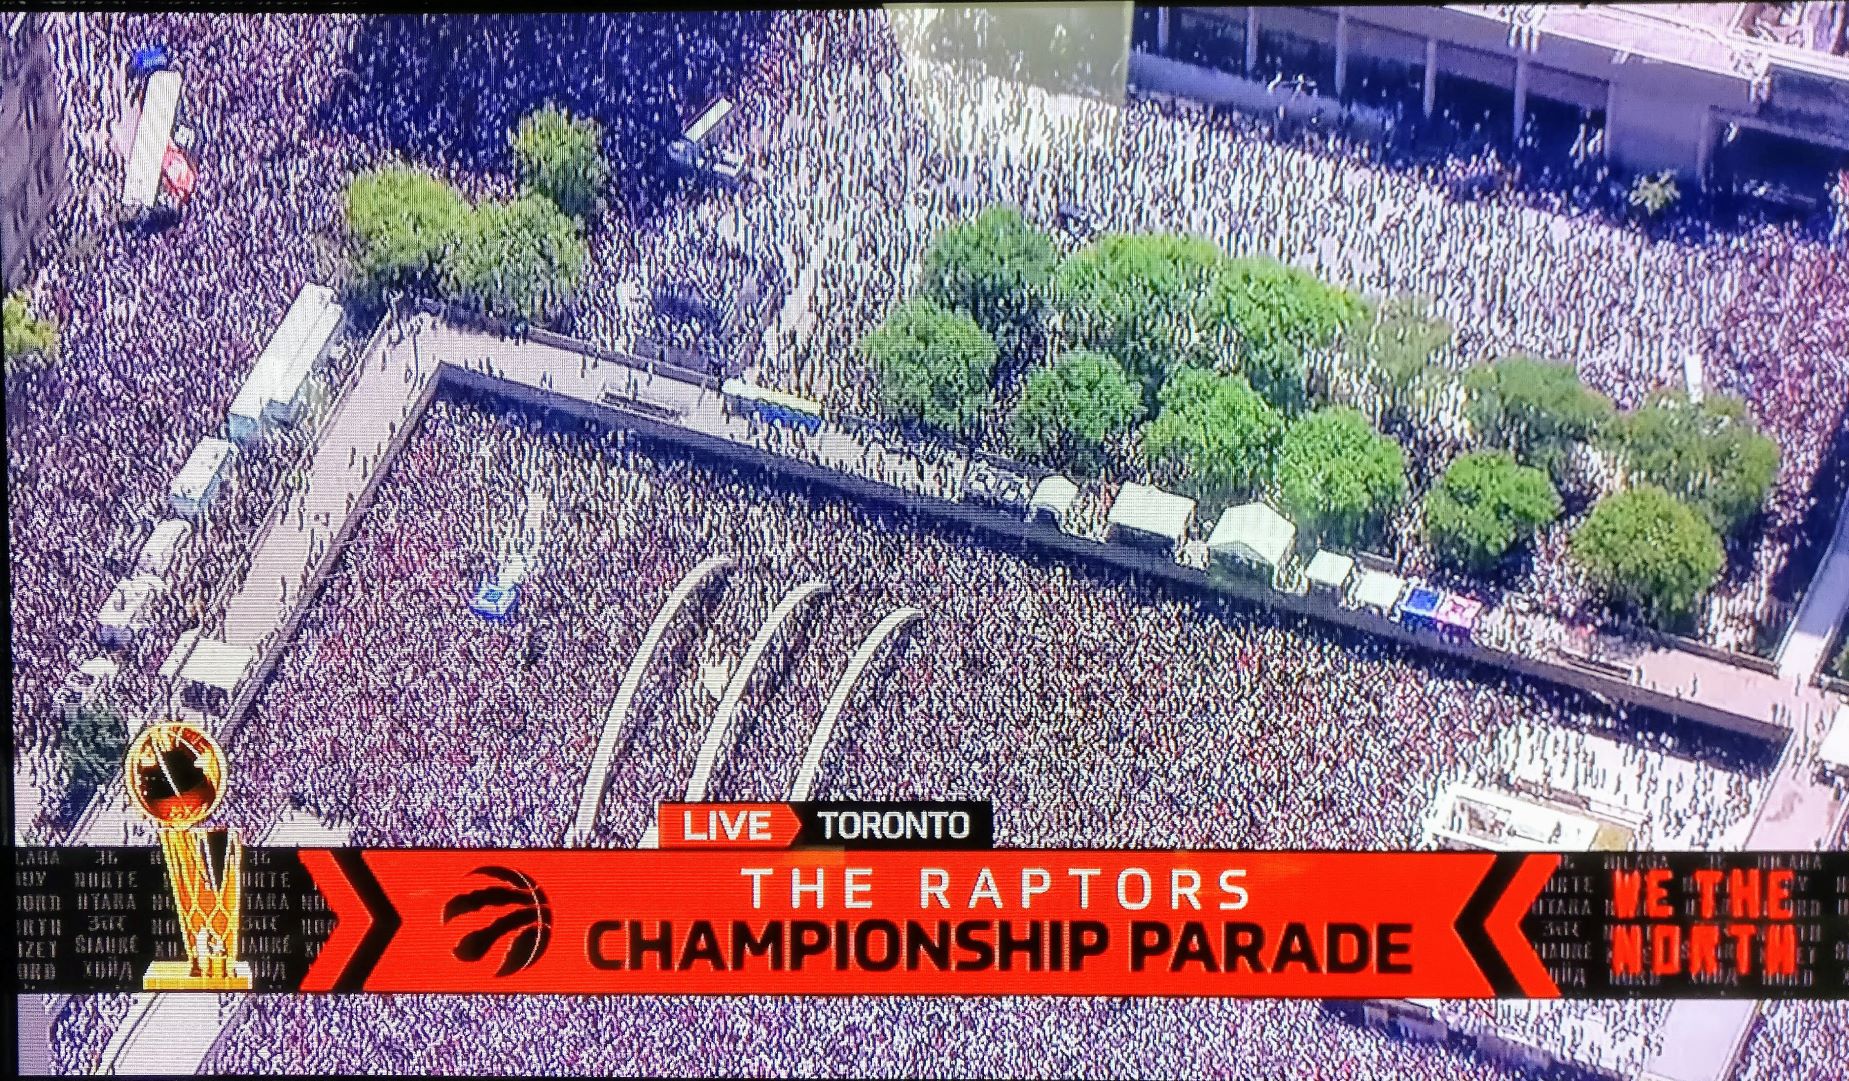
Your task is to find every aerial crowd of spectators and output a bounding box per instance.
[17,8,1846,1079]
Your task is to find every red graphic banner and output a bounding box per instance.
[298,850,1560,997]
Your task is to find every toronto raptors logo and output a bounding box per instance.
[444,866,553,976]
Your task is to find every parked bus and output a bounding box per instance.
[121,69,188,223]
[721,378,823,434]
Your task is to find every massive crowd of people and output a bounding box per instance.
[183,390,1766,1077]
[15,8,1846,1079]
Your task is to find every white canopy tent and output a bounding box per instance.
[135,519,193,578]
[228,283,342,441]
[1106,483,1195,553]
[1207,502,1297,573]
[1352,568,1407,613]
[96,574,166,646]
[1029,475,1079,526]
[1820,705,1849,779]
[1305,549,1357,593]
[170,437,235,516]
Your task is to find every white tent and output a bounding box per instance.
[1106,483,1195,553]
[170,437,235,516]
[229,283,342,441]
[160,630,255,694]
[1305,550,1356,593]
[96,574,166,645]
[1029,475,1079,526]
[1352,568,1406,613]
[1820,705,1849,778]
[1206,502,1297,572]
[135,519,193,578]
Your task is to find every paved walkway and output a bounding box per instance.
[1777,487,1849,680]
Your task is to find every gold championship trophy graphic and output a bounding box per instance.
[125,721,252,990]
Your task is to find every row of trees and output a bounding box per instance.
[863,207,1782,629]
[4,290,59,377]
[343,106,607,322]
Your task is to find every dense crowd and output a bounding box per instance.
[16,8,1848,1079]
[200,391,1768,1076]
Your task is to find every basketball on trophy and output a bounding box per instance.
[124,721,227,829]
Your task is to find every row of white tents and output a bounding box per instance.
[82,285,341,723]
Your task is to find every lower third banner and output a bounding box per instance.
[15,849,1847,997]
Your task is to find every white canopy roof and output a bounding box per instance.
[171,438,235,502]
[160,630,255,693]
[1107,483,1195,545]
[1305,549,1356,589]
[1821,705,1849,775]
[1353,568,1407,612]
[1031,475,1079,516]
[1207,502,1297,570]
[97,575,165,630]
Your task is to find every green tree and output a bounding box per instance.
[511,105,610,221]
[1194,256,1368,414]
[1607,391,1779,535]
[1630,172,1680,217]
[343,166,468,301]
[1425,450,1563,573]
[857,298,998,435]
[441,194,588,323]
[59,705,127,819]
[1139,367,1285,506]
[1347,296,1454,431]
[1051,232,1225,396]
[1008,349,1143,473]
[1463,353,1615,477]
[3,290,59,377]
[919,205,1058,338]
[1833,637,1849,680]
[1570,485,1725,628]
[1272,407,1408,545]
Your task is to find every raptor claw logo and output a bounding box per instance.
[443,866,552,977]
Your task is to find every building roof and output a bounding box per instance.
[1107,483,1196,544]
[1207,502,1297,569]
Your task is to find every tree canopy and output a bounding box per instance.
[1051,232,1225,395]
[1194,256,1368,414]
[1463,353,1615,476]
[59,705,126,820]
[1570,485,1725,628]
[1272,407,1407,545]
[1346,296,1454,430]
[1008,349,1142,473]
[511,105,610,222]
[3,290,58,377]
[343,165,469,301]
[1424,450,1563,573]
[441,193,588,323]
[1607,391,1779,535]
[857,298,999,435]
[918,205,1058,337]
[1138,367,1284,506]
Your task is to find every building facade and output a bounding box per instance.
[2,11,71,293]
[1132,4,1849,206]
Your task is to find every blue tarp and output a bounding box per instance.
[469,579,518,621]
[1398,587,1443,628]
[130,46,172,77]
